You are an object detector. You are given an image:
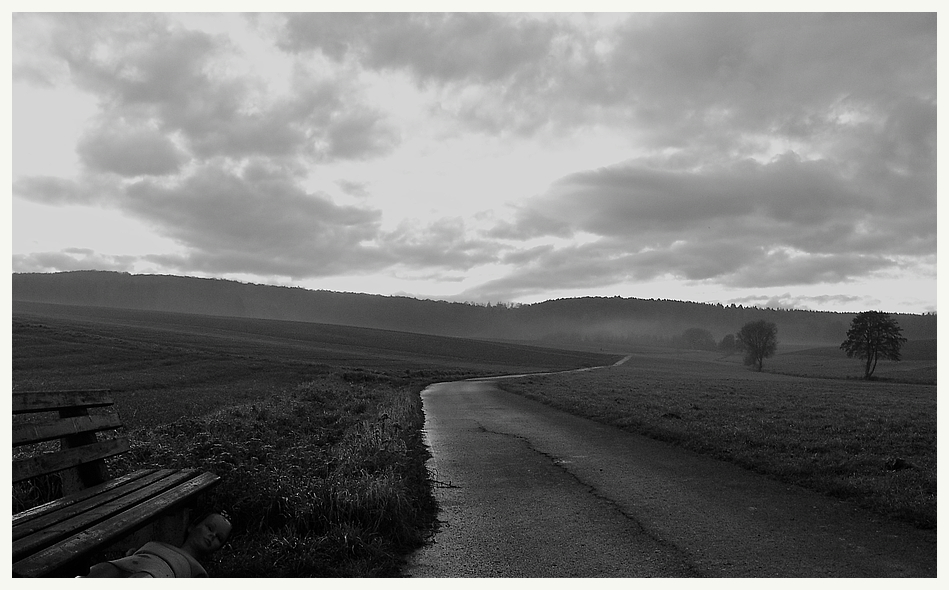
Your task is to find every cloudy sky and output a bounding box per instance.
[10,9,937,313]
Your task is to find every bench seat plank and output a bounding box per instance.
[13,414,124,447]
[13,438,131,483]
[13,471,221,578]
[13,469,169,540]
[13,469,206,561]
[13,390,114,414]
[12,390,221,577]
[13,469,154,527]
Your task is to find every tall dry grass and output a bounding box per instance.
[111,372,437,577]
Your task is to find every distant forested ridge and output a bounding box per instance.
[12,271,937,346]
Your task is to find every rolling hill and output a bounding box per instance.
[12,270,937,347]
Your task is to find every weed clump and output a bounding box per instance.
[116,374,437,577]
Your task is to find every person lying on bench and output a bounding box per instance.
[83,511,232,577]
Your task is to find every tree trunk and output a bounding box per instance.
[864,350,879,379]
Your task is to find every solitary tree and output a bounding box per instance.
[680,327,717,351]
[736,320,778,371]
[719,333,737,354]
[840,311,907,379]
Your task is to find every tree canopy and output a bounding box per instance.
[677,327,717,350]
[840,311,907,379]
[719,333,737,354]
[737,320,778,371]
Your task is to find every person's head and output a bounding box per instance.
[181,512,233,559]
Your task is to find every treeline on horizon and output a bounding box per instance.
[11,271,937,347]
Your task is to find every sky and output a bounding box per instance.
[8,7,939,314]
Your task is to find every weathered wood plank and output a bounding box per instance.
[12,470,206,562]
[13,469,155,527]
[13,472,220,577]
[12,390,221,578]
[13,390,113,414]
[12,438,130,483]
[13,469,170,540]
[13,414,124,447]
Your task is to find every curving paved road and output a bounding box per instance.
[405,378,936,577]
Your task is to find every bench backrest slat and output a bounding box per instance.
[13,390,114,415]
[13,438,131,484]
[13,414,124,447]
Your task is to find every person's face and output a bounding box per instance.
[187,514,232,555]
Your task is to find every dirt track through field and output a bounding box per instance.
[405,379,936,577]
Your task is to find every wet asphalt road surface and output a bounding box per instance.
[404,379,936,577]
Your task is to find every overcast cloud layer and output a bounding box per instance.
[11,12,937,312]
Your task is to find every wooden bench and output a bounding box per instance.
[12,389,220,577]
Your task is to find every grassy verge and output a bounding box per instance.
[110,370,437,577]
[497,350,936,530]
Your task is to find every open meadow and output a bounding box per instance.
[12,300,936,575]
[12,301,616,576]
[498,345,936,530]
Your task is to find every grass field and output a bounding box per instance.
[12,301,617,429]
[11,300,936,575]
[12,302,616,577]
[729,339,937,384]
[497,345,937,529]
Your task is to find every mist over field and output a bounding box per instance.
[12,270,937,347]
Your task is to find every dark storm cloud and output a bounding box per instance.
[121,163,387,278]
[274,12,589,134]
[12,13,935,303]
[273,10,935,299]
[481,133,933,294]
[337,180,370,198]
[14,157,500,281]
[278,13,560,84]
[320,104,400,161]
[117,167,503,279]
[599,14,934,145]
[14,176,90,205]
[20,12,399,167]
[13,13,408,280]
[13,175,114,206]
[461,242,635,302]
[274,13,934,145]
[723,251,895,289]
[76,121,187,176]
[382,218,501,270]
[510,153,919,250]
